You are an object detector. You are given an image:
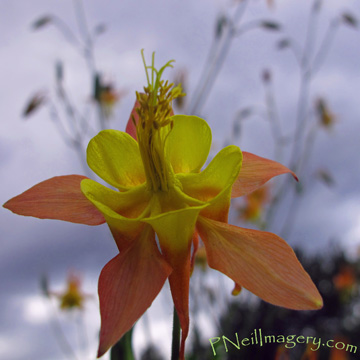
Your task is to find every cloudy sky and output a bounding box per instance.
[1,0,360,359]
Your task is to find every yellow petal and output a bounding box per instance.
[178,145,242,222]
[81,179,150,251]
[166,115,212,174]
[86,130,146,190]
[197,217,323,310]
[3,175,105,225]
[231,151,297,198]
[143,203,206,256]
[142,200,205,360]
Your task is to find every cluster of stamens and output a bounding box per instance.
[133,53,185,192]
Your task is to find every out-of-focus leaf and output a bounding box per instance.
[233,122,241,138]
[55,60,63,84]
[236,107,253,121]
[40,274,50,298]
[317,169,335,187]
[313,0,322,13]
[140,345,163,360]
[342,13,357,28]
[22,92,46,118]
[94,74,101,102]
[110,328,135,360]
[266,0,274,9]
[262,69,272,83]
[215,15,227,39]
[261,21,281,31]
[94,23,107,36]
[205,286,216,305]
[32,16,52,30]
[295,181,304,194]
[173,69,187,110]
[316,98,335,130]
[277,38,290,50]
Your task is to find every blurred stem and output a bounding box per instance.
[98,105,107,131]
[48,101,92,177]
[265,70,310,229]
[289,70,311,172]
[263,78,285,163]
[266,0,340,231]
[265,0,318,228]
[301,0,321,68]
[280,123,318,238]
[49,101,78,147]
[285,37,303,66]
[110,328,135,360]
[171,307,181,360]
[73,0,96,73]
[47,297,78,360]
[141,310,154,346]
[76,310,89,357]
[188,0,249,115]
[52,16,83,49]
[311,18,340,75]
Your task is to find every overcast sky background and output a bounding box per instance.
[1,0,360,359]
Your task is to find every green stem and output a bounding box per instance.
[110,328,135,360]
[171,307,181,360]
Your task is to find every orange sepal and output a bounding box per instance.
[97,226,172,357]
[190,231,200,274]
[167,250,191,360]
[197,217,323,310]
[3,175,105,225]
[231,283,242,296]
[231,152,297,198]
[125,99,139,140]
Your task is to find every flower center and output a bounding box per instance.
[133,51,185,192]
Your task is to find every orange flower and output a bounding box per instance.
[316,98,335,130]
[301,343,318,360]
[238,185,269,222]
[4,53,322,359]
[193,245,208,272]
[94,76,126,118]
[329,336,350,360]
[50,272,90,310]
[274,344,289,360]
[334,266,356,291]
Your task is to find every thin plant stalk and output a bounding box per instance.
[171,307,181,360]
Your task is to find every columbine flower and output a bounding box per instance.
[50,272,90,311]
[316,98,335,130]
[4,53,322,359]
[94,75,125,119]
[301,343,319,360]
[333,265,356,302]
[238,185,269,222]
[329,336,350,360]
[274,344,289,360]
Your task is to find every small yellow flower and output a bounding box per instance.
[333,265,356,302]
[94,76,126,118]
[50,272,90,311]
[316,98,335,130]
[238,185,269,222]
[193,245,208,272]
